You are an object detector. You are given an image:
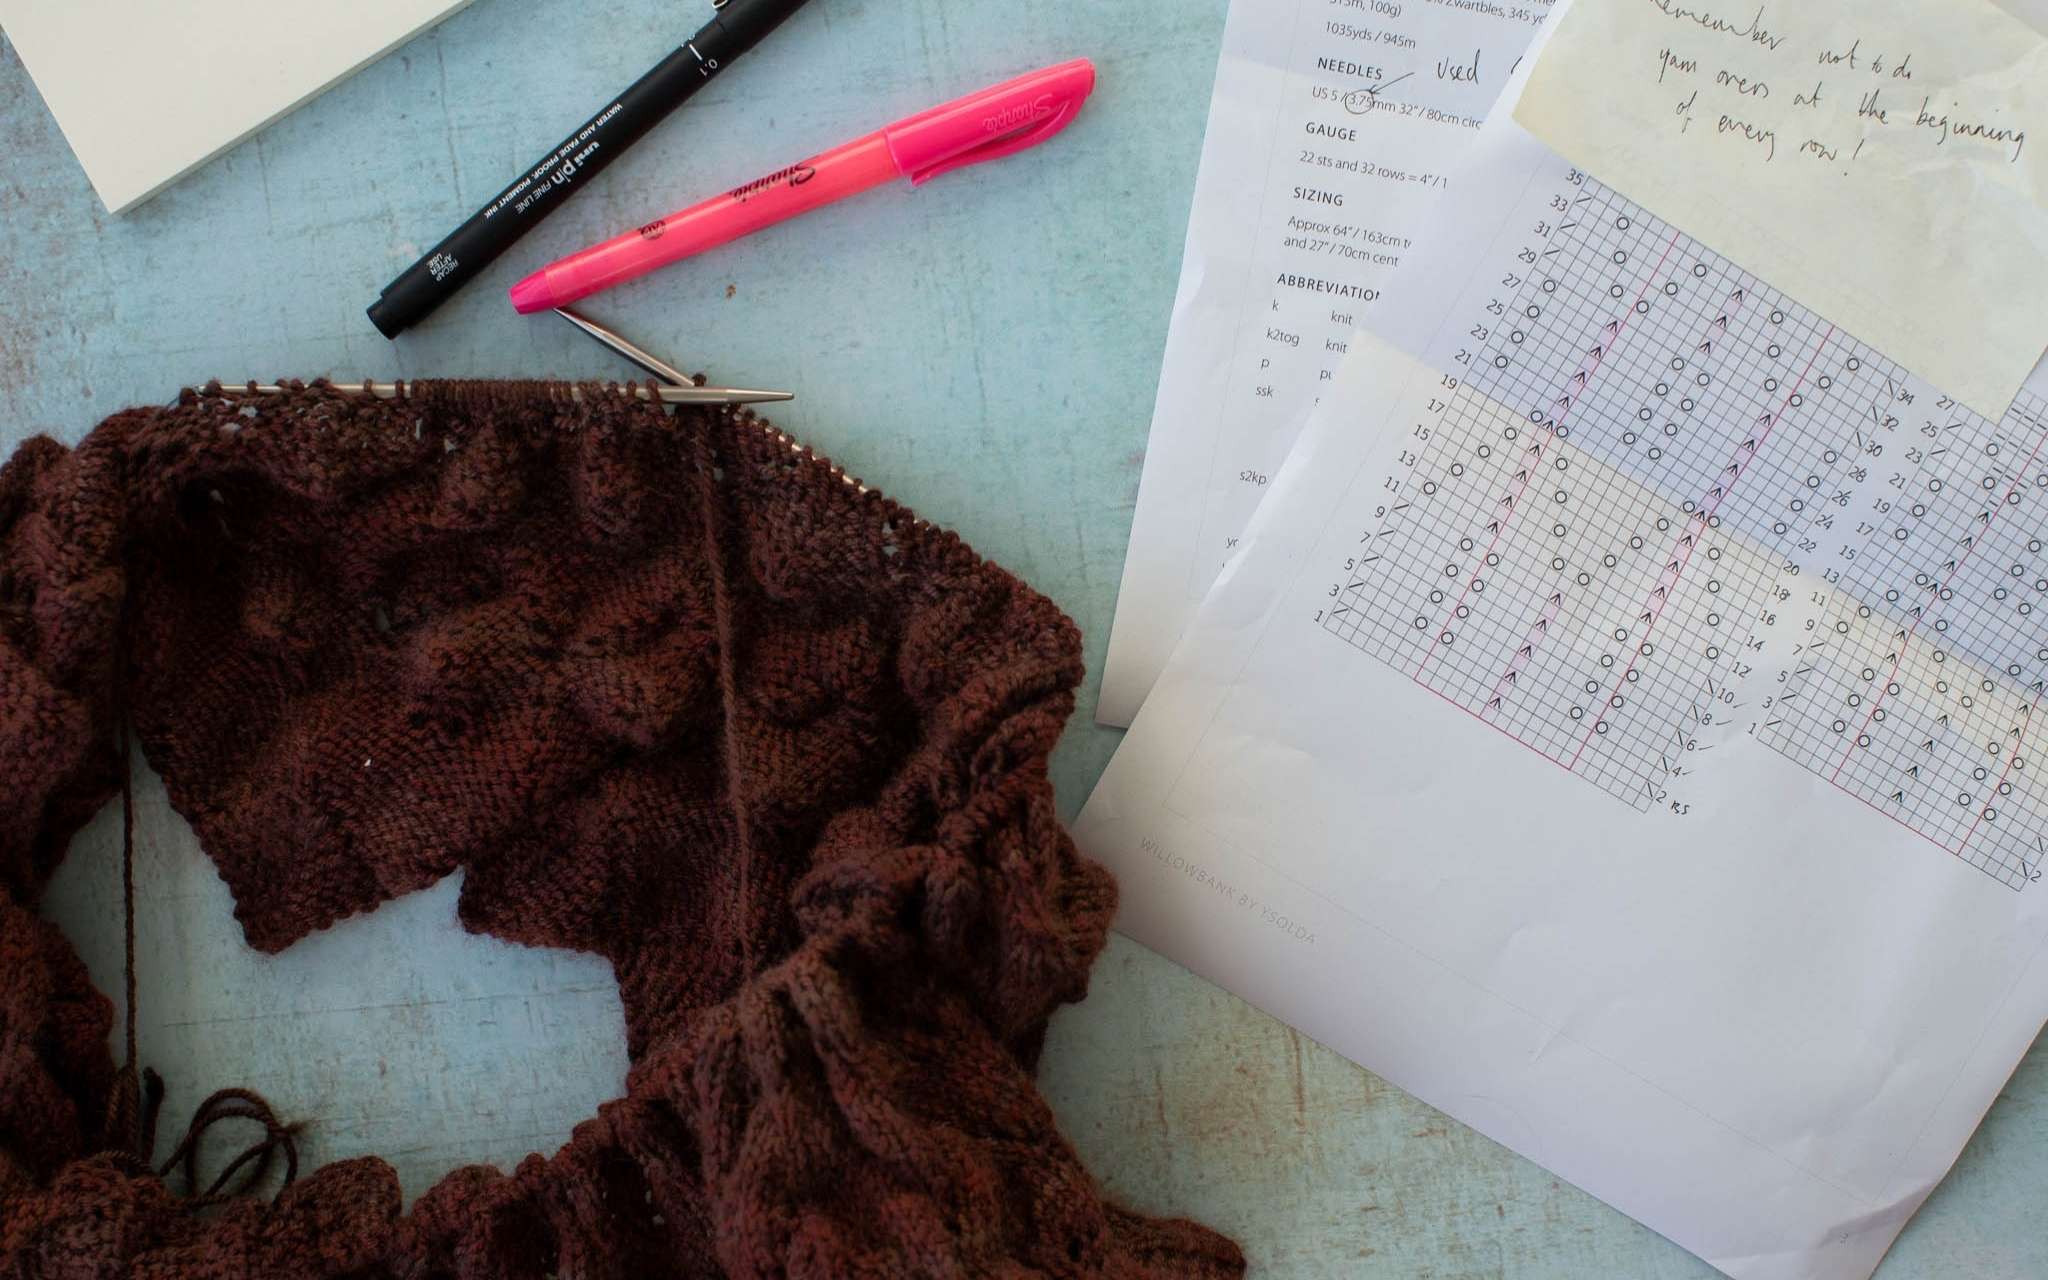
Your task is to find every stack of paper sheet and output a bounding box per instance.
[1088,1,2048,1275]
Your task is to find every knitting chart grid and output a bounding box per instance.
[1320,173,2047,888]
[1761,393,2048,888]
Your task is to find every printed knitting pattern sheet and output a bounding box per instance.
[1096,0,1549,726]
[1077,44,2048,1280]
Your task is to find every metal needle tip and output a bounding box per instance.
[553,306,794,405]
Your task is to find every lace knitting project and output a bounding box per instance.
[0,382,1244,1277]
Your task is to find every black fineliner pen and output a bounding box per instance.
[367,0,816,339]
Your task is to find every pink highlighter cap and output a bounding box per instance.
[882,58,1097,187]
[508,275,552,314]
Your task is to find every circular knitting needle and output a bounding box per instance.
[554,307,794,405]
[217,310,793,409]
[218,382,775,406]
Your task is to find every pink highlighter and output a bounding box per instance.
[510,58,1097,314]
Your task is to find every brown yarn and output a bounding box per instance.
[0,381,1245,1277]
[154,1088,301,1203]
[111,712,306,1210]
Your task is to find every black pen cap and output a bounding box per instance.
[697,0,816,52]
[366,0,817,339]
[368,254,454,340]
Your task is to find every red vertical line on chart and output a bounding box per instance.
[1483,590,1564,715]
[1483,280,1753,722]
[1829,419,2048,785]
[1568,326,1836,771]
[1412,229,1685,689]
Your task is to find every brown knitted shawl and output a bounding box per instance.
[0,383,1244,1278]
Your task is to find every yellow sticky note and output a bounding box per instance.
[1516,0,2048,418]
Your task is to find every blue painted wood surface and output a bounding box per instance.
[3,2,2040,1273]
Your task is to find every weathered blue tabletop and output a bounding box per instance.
[3,1,2040,1274]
